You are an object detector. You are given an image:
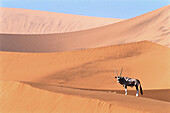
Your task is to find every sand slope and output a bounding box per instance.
[0,81,169,113]
[1,41,170,90]
[0,5,170,113]
[0,7,123,34]
[0,41,169,113]
[0,5,169,52]
[26,82,170,102]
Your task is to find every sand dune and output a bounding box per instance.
[0,7,123,34]
[0,81,169,113]
[0,5,169,53]
[0,5,170,113]
[1,41,170,90]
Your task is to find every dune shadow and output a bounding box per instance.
[23,81,170,102]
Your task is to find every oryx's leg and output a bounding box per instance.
[125,86,127,95]
[135,85,139,97]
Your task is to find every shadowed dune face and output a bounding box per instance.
[1,41,170,90]
[0,81,170,113]
[0,5,169,53]
[25,81,170,102]
[0,8,124,34]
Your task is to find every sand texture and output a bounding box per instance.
[0,7,123,34]
[0,5,170,113]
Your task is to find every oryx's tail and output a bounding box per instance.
[137,79,143,95]
[140,84,143,95]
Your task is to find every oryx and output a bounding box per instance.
[115,67,143,97]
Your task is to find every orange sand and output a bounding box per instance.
[0,41,170,90]
[0,5,170,113]
[0,81,169,113]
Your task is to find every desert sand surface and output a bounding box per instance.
[26,81,170,102]
[0,41,170,89]
[0,41,170,112]
[0,81,170,113]
[0,5,170,113]
[0,5,169,53]
[0,7,124,34]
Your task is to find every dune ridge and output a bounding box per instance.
[0,81,169,113]
[1,41,170,90]
[25,81,170,102]
[0,7,124,34]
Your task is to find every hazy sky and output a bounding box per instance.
[0,0,169,19]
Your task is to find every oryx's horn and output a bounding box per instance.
[115,67,118,77]
[119,67,123,76]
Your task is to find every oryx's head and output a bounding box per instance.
[115,67,123,83]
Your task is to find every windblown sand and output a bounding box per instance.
[0,5,170,113]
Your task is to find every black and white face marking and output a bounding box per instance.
[115,67,123,83]
[117,77,120,83]
[115,76,121,83]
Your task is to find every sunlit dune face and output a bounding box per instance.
[0,7,124,34]
[0,6,169,53]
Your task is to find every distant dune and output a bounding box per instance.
[0,7,123,34]
[0,5,169,53]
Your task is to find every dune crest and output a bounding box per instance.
[0,7,124,34]
[0,41,169,89]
